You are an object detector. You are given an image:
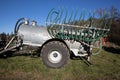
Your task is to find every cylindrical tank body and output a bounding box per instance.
[18,24,51,46]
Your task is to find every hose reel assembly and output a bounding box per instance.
[46,7,113,55]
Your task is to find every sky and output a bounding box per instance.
[0,0,120,33]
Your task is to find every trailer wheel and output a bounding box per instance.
[41,41,69,68]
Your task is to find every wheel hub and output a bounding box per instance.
[48,51,62,63]
[53,53,58,57]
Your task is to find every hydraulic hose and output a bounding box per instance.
[14,18,29,34]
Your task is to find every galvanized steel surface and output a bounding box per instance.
[18,24,51,46]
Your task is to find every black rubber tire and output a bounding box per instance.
[41,41,69,68]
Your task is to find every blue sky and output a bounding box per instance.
[0,0,120,33]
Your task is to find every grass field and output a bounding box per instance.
[0,49,120,80]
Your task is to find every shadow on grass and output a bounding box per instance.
[0,50,40,58]
[103,46,120,54]
[0,51,15,58]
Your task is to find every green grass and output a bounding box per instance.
[0,50,120,80]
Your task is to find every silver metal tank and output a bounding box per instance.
[18,24,51,46]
